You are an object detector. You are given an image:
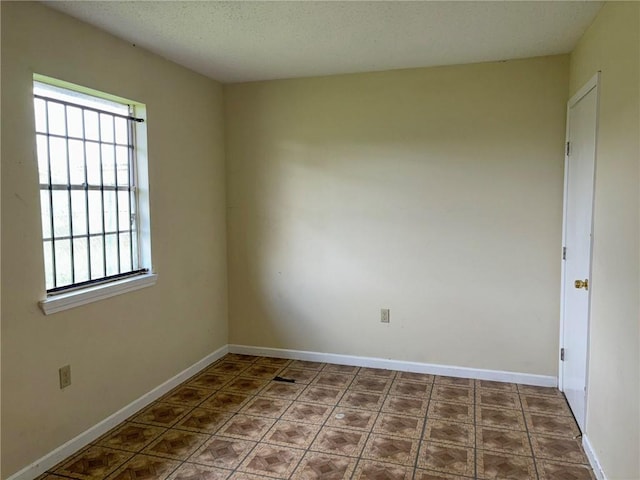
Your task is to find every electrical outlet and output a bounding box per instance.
[59,365,71,389]
[381,308,390,323]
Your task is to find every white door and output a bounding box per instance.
[561,74,599,432]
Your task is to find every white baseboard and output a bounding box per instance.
[7,345,228,480]
[582,434,607,480]
[228,344,557,387]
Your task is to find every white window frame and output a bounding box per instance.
[33,75,156,315]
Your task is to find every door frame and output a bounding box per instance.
[558,72,600,427]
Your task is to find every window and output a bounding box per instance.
[33,77,155,313]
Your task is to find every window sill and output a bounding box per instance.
[39,273,158,315]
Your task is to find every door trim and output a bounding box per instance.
[558,72,600,429]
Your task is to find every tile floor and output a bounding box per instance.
[40,354,595,480]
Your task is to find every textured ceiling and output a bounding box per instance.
[45,1,602,83]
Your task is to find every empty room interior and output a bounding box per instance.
[1,1,638,480]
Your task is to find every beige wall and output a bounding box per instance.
[0,3,228,477]
[225,56,569,376]
[569,3,640,478]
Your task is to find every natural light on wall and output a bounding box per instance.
[33,75,155,314]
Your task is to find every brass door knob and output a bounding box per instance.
[574,279,589,290]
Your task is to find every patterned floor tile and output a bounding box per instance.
[350,376,393,394]
[382,395,429,417]
[520,394,572,416]
[524,411,581,438]
[361,434,420,465]
[242,364,284,380]
[189,436,257,469]
[163,386,213,406]
[431,385,473,404]
[352,460,412,480]
[537,460,596,480]
[396,372,434,384]
[187,372,233,390]
[310,427,368,456]
[291,451,357,480]
[44,355,595,480]
[254,357,291,367]
[325,407,378,431]
[323,364,360,374]
[290,360,326,371]
[166,463,231,480]
[224,354,259,363]
[476,405,526,431]
[423,419,474,447]
[338,391,384,411]
[357,368,396,379]
[476,451,536,479]
[281,402,332,425]
[414,468,472,480]
[239,443,305,479]
[106,454,180,480]
[54,446,133,480]
[389,379,431,398]
[517,384,563,397]
[427,401,473,424]
[530,434,589,464]
[417,442,475,476]
[208,361,249,376]
[278,368,319,384]
[131,402,192,428]
[433,376,474,387]
[476,390,521,410]
[142,429,209,460]
[176,407,234,434]
[219,414,275,441]
[95,423,166,452]
[263,420,321,448]
[260,382,306,400]
[200,392,251,412]
[299,386,345,405]
[223,377,269,395]
[310,372,354,389]
[477,380,517,392]
[240,396,292,418]
[476,426,532,456]
[373,413,424,438]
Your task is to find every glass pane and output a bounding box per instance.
[115,117,128,144]
[90,236,105,279]
[49,137,68,185]
[54,239,72,287]
[119,232,132,272]
[34,98,48,133]
[86,142,101,185]
[101,144,115,186]
[84,110,99,141]
[118,190,130,231]
[52,190,70,237]
[71,190,87,236]
[103,190,117,232]
[47,102,66,136]
[68,139,85,185]
[100,113,114,143]
[105,233,119,276]
[131,229,139,269]
[88,190,103,234]
[40,190,52,239]
[67,106,83,138]
[43,240,54,290]
[73,237,89,283]
[116,146,130,186]
[36,134,49,184]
